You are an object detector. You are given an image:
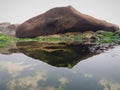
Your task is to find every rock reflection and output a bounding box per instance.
[15,42,99,68]
[0,41,116,68]
[0,44,16,54]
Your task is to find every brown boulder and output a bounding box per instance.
[16,6,119,38]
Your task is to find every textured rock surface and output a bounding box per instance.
[16,6,119,38]
[0,22,19,36]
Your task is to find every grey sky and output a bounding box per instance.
[0,0,120,26]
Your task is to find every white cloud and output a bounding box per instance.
[99,79,120,90]
[8,72,46,90]
[0,61,36,77]
[58,77,69,85]
[84,73,93,78]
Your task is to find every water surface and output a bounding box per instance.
[0,42,120,90]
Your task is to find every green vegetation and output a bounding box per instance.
[0,31,120,48]
[0,34,15,47]
[97,31,120,43]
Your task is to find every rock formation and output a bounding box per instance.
[16,6,119,38]
[0,22,19,36]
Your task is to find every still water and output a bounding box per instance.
[0,42,120,90]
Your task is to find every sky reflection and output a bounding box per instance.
[0,46,120,90]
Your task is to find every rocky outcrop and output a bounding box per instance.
[0,22,19,36]
[16,6,119,38]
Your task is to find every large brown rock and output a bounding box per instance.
[16,6,119,38]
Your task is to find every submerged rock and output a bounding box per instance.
[16,6,119,38]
